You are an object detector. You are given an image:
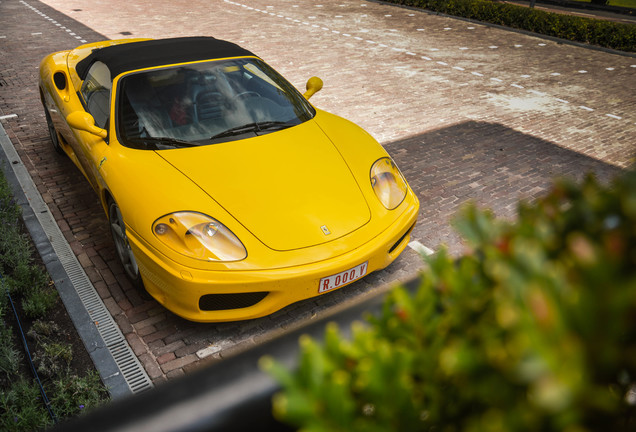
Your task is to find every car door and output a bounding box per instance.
[70,61,111,192]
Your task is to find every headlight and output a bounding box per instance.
[152,212,246,262]
[370,157,408,210]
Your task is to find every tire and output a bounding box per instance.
[44,107,65,155]
[108,200,143,287]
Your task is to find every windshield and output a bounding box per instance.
[116,58,315,149]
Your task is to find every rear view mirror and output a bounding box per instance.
[303,77,323,100]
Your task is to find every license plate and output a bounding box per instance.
[319,261,368,294]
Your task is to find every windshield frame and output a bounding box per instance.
[113,57,316,150]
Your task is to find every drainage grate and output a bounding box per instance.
[38,198,154,395]
[0,124,153,397]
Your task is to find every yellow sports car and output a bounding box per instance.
[39,37,419,322]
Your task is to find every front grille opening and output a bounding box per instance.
[388,224,415,255]
[199,292,268,311]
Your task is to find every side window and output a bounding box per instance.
[80,61,111,129]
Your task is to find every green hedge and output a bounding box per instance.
[383,0,636,52]
[264,170,636,431]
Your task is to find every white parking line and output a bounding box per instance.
[408,241,434,256]
[20,0,88,43]
[225,0,634,126]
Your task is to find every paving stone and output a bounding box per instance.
[136,325,157,338]
[154,341,186,358]
[125,333,148,357]
[160,354,198,374]
[165,369,185,379]
[103,297,123,317]
[138,353,164,380]
[114,313,134,335]
[156,353,177,365]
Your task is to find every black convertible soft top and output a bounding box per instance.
[76,37,256,80]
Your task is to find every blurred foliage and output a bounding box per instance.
[264,170,636,431]
[384,0,636,52]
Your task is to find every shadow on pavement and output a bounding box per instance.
[385,120,625,256]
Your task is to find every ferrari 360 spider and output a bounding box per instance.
[39,37,419,322]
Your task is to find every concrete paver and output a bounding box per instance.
[1,0,634,385]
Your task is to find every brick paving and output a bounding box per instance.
[0,0,634,385]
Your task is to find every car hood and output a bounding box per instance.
[156,121,371,251]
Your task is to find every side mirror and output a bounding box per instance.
[303,76,323,100]
[66,111,107,139]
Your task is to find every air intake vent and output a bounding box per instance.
[199,292,268,311]
[389,224,415,254]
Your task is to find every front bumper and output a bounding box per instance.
[128,206,418,322]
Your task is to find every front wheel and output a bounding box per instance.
[109,200,142,287]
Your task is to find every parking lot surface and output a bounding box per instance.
[0,0,633,384]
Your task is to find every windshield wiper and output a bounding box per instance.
[210,121,292,140]
[127,136,198,149]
